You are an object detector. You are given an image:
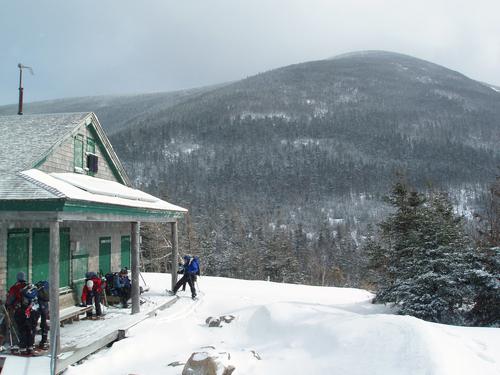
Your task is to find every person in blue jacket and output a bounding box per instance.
[171,255,199,299]
[113,269,131,308]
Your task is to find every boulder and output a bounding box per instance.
[205,317,222,327]
[182,352,235,375]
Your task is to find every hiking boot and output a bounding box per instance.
[38,341,49,350]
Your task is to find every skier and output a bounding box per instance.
[169,255,199,300]
[81,273,103,319]
[35,280,49,349]
[6,273,39,354]
[113,269,131,308]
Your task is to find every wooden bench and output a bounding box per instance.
[58,289,92,326]
[59,305,93,326]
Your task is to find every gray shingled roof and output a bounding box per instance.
[0,112,89,173]
[0,172,57,200]
[0,113,90,200]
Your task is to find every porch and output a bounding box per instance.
[0,286,179,374]
[0,170,187,374]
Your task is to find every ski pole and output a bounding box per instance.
[3,310,13,348]
[139,271,148,288]
[2,304,19,343]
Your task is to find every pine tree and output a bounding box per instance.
[468,177,500,326]
[371,183,476,324]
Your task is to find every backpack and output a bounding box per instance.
[35,280,49,302]
[22,284,38,306]
[190,256,200,276]
[105,272,119,295]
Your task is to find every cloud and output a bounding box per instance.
[0,0,499,104]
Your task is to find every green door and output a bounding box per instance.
[7,229,29,289]
[32,229,50,283]
[99,237,111,275]
[121,236,131,269]
[59,229,70,288]
[32,228,70,288]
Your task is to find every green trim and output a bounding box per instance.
[0,198,184,219]
[63,200,185,219]
[8,228,29,235]
[0,200,65,212]
[87,125,126,185]
[33,155,48,169]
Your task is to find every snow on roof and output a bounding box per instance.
[20,169,187,213]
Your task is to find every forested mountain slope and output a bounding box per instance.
[2,51,499,285]
[0,86,221,134]
[109,51,500,285]
[113,50,500,192]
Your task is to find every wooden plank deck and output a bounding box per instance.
[56,295,178,373]
[0,295,178,374]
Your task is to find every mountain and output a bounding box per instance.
[2,51,499,286]
[107,51,500,285]
[0,85,222,134]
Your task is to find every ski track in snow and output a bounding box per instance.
[65,273,500,375]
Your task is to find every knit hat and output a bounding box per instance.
[16,271,26,282]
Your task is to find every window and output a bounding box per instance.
[86,137,98,174]
[74,135,84,171]
[87,138,95,154]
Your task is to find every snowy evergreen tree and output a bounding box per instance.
[468,177,500,326]
[372,183,476,324]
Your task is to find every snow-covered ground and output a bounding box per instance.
[66,273,500,375]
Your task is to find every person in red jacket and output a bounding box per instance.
[6,272,39,354]
[81,274,103,319]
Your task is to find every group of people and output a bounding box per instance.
[81,268,132,319]
[4,272,49,354]
[1,258,196,354]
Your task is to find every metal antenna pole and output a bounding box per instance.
[18,64,23,115]
[17,63,34,115]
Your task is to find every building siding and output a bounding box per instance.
[0,221,131,300]
[38,122,119,183]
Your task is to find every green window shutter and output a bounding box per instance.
[99,237,112,275]
[74,135,84,170]
[7,229,29,289]
[32,229,50,283]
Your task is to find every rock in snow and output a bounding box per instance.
[182,351,235,375]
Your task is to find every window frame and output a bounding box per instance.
[74,134,84,172]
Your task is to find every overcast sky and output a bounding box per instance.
[1,0,499,105]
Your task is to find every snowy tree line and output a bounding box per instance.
[365,179,499,326]
[139,176,499,327]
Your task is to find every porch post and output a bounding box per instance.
[49,220,60,375]
[171,221,178,290]
[131,221,140,314]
